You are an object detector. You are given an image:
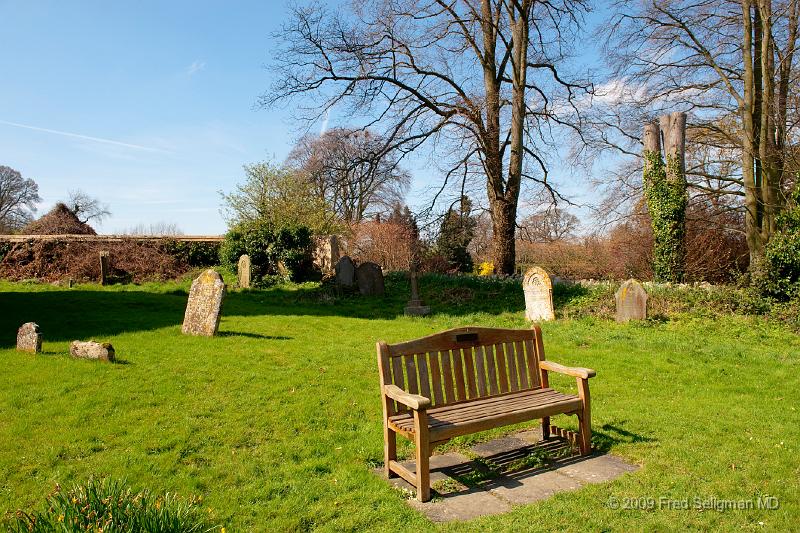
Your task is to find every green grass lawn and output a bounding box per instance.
[1,274,799,531]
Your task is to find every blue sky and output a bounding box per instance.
[1,1,606,234]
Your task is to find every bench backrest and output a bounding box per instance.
[377,326,547,415]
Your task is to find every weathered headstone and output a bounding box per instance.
[356,262,385,296]
[313,235,340,273]
[237,254,252,289]
[16,322,42,353]
[335,256,356,287]
[99,251,110,285]
[523,267,555,322]
[70,340,115,362]
[615,279,648,322]
[182,269,226,336]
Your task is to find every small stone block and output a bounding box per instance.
[70,340,115,362]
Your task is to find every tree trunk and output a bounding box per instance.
[490,199,517,275]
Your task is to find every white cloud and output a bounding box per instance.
[185,60,206,76]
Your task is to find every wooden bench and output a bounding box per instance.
[377,325,596,502]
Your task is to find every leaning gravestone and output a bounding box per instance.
[335,256,356,287]
[70,340,115,362]
[523,267,555,322]
[237,254,252,289]
[356,262,385,296]
[16,322,42,353]
[182,269,226,336]
[615,279,648,322]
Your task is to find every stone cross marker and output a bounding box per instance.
[182,269,226,336]
[356,262,385,296]
[16,322,42,353]
[615,279,648,322]
[335,256,356,287]
[99,251,110,285]
[404,262,431,316]
[237,254,252,289]
[523,267,555,322]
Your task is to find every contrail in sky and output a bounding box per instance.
[0,119,171,154]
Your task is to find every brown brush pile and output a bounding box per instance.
[22,203,97,235]
[0,239,195,283]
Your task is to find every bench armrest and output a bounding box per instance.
[383,384,431,410]
[540,360,596,380]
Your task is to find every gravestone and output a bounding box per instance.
[70,340,115,362]
[404,263,431,316]
[523,267,555,322]
[237,254,252,289]
[182,269,226,336]
[99,251,110,285]
[335,256,356,287]
[313,235,340,273]
[16,322,42,353]
[356,262,385,296]
[615,279,648,322]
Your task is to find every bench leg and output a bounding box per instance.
[384,424,397,478]
[577,377,592,455]
[541,416,551,440]
[413,410,430,502]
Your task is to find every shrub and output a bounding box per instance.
[752,185,800,300]
[160,240,220,268]
[220,220,314,285]
[3,476,217,533]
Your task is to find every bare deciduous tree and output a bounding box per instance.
[520,207,579,243]
[0,165,41,233]
[590,0,800,264]
[67,189,111,225]
[286,128,410,225]
[265,0,591,274]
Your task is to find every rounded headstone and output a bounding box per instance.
[335,256,356,287]
[16,322,42,353]
[356,262,385,296]
[182,269,226,336]
[523,267,555,322]
[237,254,252,289]
[615,279,648,322]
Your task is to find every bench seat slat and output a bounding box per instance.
[388,388,582,442]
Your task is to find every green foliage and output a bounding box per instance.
[751,184,800,300]
[219,161,342,235]
[3,476,216,533]
[160,240,221,268]
[0,242,12,262]
[436,196,476,273]
[219,220,314,285]
[643,151,687,282]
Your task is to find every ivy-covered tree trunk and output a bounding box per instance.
[643,113,688,283]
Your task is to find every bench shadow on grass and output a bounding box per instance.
[0,274,594,348]
[430,425,650,496]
